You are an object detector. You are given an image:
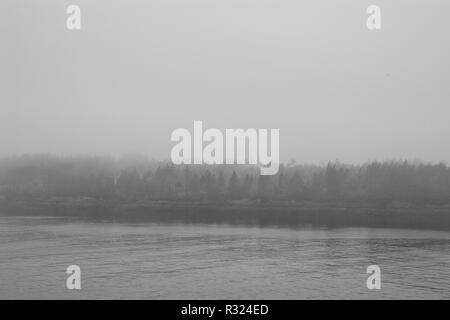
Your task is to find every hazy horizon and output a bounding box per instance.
[0,152,449,168]
[2,0,450,164]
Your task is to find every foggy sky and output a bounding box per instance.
[2,0,450,164]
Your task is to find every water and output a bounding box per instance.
[0,215,449,299]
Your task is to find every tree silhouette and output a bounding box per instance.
[1,155,449,205]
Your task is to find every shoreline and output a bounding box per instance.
[1,198,449,231]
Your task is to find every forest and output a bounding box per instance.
[0,154,449,206]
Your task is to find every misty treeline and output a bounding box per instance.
[0,154,450,204]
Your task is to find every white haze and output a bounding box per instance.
[1,0,449,164]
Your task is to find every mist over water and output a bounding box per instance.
[1,216,449,299]
[2,0,450,301]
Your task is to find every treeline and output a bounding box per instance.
[0,154,450,204]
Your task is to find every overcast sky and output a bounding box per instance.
[1,0,449,164]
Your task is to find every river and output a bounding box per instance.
[0,216,449,299]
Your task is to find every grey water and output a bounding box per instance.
[0,215,449,299]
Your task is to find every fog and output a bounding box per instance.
[1,0,449,164]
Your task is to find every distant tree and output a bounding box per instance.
[257,174,272,201]
[228,171,242,200]
[216,171,227,197]
[288,171,304,200]
[325,163,340,197]
[242,174,254,199]
[116,169,140,199]
[276,165,289,199]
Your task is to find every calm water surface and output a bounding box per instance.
[0,215,449,299]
